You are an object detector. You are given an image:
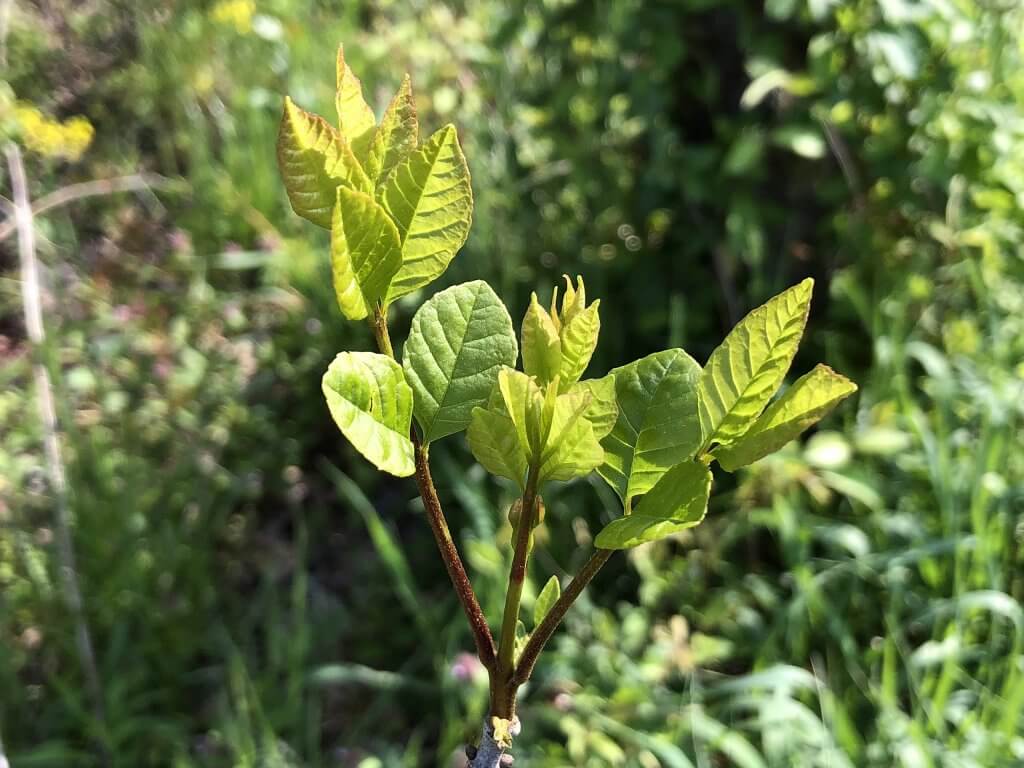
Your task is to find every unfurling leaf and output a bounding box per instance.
[277,96,371,228]
[498,368,551,460]
[322,352,415,477]
[467,387,528,488]
[554,276,600,388]
[330,187,402,320]
[335,44,377,158]
[715,364,857,471]
[597,349,702,506]
[403,281,517,443]
[364,74,418,185]
[698,278,813,451]
[381,124,473,300]
[539,386,603,482]
[576,375,617,438]
[595,461,712,549]
[534,575,561,628]
[521,293,562,384]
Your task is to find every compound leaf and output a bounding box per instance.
[277,96,370,228]
[381,124,473,301]
[597,349,702,505]
[595,461,711,549]
[715,364,857,471]
[698,278,813,451]
[403,281,518,443]
[330,187,402,320]
[322,352,415,477]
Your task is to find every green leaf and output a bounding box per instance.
[277,96,371,228]
[534,575,561,628]
[558,299,600,388]
[595,461,712,549]
[402,281,518,443]
[715,364,857,471]
[497,367,550,460]
[521,293,562,384]
[322,352,415,477]
[381,125,473,301]
[597,349,702,505]
[364,74,418,185]
[335,44,376,158]
[330,187,402,320]
[576,375,617,438]
[698,278,813,451]
[539,386,604,483]
[467,387,528,489]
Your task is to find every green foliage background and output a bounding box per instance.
[2,0,1023,765]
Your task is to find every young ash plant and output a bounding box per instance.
[277,46,858,767]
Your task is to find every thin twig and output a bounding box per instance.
[370,307,498,671]
[0,173,171,243]
[7,143,108,751]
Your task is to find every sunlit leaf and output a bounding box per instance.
[330,187,402,320]
[335,44,376,158]
[365,74,418,185]
[595,461,711,549]
[698,278,813,451]
[597,349,702,505]
[381,125,473,300]
[576,375,617,438]
[715,364,857,471]
[539,386,603,483]
[534,575,561,628]
[403,281,517,443]
[322,352,415,477]
[521,293,562,385]
[277,96,371,228]
[558,300,600,388]
[467,387,528,489]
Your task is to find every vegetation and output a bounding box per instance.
[2,1,1022,766]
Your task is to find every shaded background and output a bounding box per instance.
[2,0,1023,765]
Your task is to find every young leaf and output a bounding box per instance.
[715,364,857,471]
[402,281,518,443]
[558,299,600,388]
[330,187,402,320]
[597,349,703,505]
[335,44,376,158]
[575,375,617,438]
[534,575,561,628]
[277,96,371,228]
[698,278,813,451]
[467,387,528,489]
[594,461,712,549]
[381,125,473,301]
[364,74,418,185]
[322,352,415,477]
[539,387,604,482]
[498,367,550,460]
[521,293,562,384]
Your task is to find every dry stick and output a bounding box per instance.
[369,308,497,671]
[0,173,170,243]
[7,144,108,748]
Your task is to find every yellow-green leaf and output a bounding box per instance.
[558,299,600,388]
[576,375,617,439]
[277,96,371,228]
[365,74,418,185]
[595,461,711,549]
[539,386,603,483]
[402,281,517,443]
[467,387,528,489]
[335,44,376,158]
[521,293,562,385]
[381,125,473,301]
[330,187,402,320]
[534,575,561,628]
[597,349,702,505]
[322,352,415,477]
[497,367,550,460]
[698,278,813,451]
[715,364,857,471]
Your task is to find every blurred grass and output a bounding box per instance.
[2,0,1024,766]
